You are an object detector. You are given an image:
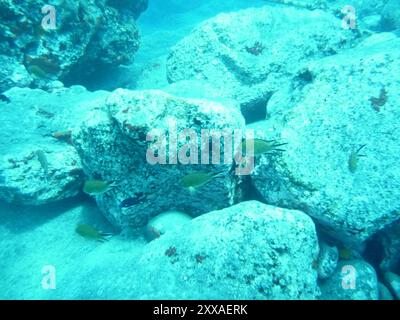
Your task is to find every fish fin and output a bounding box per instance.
[272,142,288,148]
[188,186,197,195]
[101,232,114,237]
[212,171,225,179]
[356,144,367,153]
[108,182,118,189]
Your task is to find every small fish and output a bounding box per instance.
[0,94,10,103]
[75,224,113,242]
[52,130,72,143]
[348,145,367,173]
[370,88,387,112]
[83,180,116,196]
[181,171,224,191]
[338,247,353,260]
[36,150,49,177]
[26,65,53,80]
[24,55,60,77]
[119,192,146,208]
[312,259,319,270]
[241,138,287,156]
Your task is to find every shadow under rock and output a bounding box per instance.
[0,194,93,234]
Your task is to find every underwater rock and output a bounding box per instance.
[383,271,400,299]
[251,35,400,246]
[134,56,169,90]
[134,201,319,299]
[106,0,148,19]
[379,220,400,273]
[166,5,361,124]
[316,242,339,280]
[0,0,147,92]
[263,0,386,16]
[144,210,192,242]
[0,55,33,92]
[378,282,394,300]
[319,260,379,300]
[381,0,400,31]
[163,79,239,110]
[73,89,245,229]
[0,86,109,205]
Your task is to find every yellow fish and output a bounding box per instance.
[83,180,116,196]
[75,224,112,242]
[241,138,287,156]
[338,247,353,260]
[348,145,367,173]
[181,171,224,191]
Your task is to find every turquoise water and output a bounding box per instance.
[1,0,400,300]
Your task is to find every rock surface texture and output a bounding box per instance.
[0,0,148,92]
[251,35,400,246]
[0,86,109,205]
[73,89,245,229]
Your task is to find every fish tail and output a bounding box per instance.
[108,180,121,189]
[212,170,226,179]
[101,232,114,237]
[356,144,367,153]
[268,148,286,153]
[273,142,288,148]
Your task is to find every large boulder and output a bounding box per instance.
[73,89,245,229]
[0,0,147,92]
[166,5,361,123]
[250,34,400,246]
[0,86,109,205]
[63,201,319,299]
[134,201,319,299]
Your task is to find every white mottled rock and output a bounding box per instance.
[145,210,192,241]
[73,89,245,229]
[251,35,400,245]
[317,242,339,280]
[0,86,109,205]
[133,201,319,299]
[167,5,360,123]
[319,260,379,300]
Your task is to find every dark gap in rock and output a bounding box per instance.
[241,176,267,203]
[0,194,90,233]
[363,235,385,279]
[62,62,129,91]
[241,94,271,124]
